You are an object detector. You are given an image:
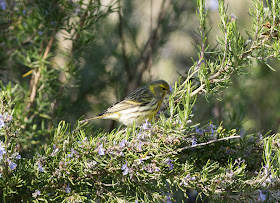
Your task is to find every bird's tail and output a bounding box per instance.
[79,114,105,124]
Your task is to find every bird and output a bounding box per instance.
[79,80,171,126]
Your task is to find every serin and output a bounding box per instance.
[80,80,171,126]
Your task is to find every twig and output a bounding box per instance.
[189,63,230,98]
[176,135,240,152]
[137,135,241,162]
[26,35,55,112]
[101,181,120,187]
[239,45,260,59]
[246,54,276,60]
[190,83,205,97]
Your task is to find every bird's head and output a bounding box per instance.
[148,80,171,101]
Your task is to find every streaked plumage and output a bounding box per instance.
[80,80,170,126]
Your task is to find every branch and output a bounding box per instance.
[190,83,205,97]
[245,54,276,60]
[137,135,241,162]
[26,35,55,112]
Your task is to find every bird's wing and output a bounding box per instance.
[124,85,154,104]
[105,100,141,114]
[99,85,153,116]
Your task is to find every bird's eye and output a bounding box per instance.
[161,87,167,91]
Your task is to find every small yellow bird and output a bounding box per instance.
[80,80,171,126]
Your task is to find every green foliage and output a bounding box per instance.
[0,0,280,202]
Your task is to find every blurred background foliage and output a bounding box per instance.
[0,0,279,156]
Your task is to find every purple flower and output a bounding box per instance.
[209,124,217,134]
[258,190,266,202]
[154,167,160,172]
[0,142,6,157]
[38,31,43,35]
[181,174,195,186]
[7,159,17,170]
[32,189,41,198]
[98,143,105,156]
[231,13,237,21]
[191,136,197,146]
[227,170,234,178]
[0,0,6,10]
[166,196,172,203]
[263,165,269,175]
[71,148,76,154]
[145,163,160,173]
[136,141,142,151]
[142,119,151,130]
[66,153,73,158]
[65,184,71,193]
[15,154,21,159]
[195,126,203,135]
[121,162,129,175]
[51,145,59,156]
[67,148,76,158]
[266,174,274,183]
[166,158,173,170]
[9,162,17,170]
[0,114,5,128]
[119,139,127,148]
[78,137,88,148]
[137,132,144,140]
[37,162,45,172]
